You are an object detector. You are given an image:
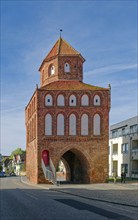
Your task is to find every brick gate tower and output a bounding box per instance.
[25,37,111,184]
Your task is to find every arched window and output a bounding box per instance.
[94,95,101,106]
[69,94,76,106]
[57,94,65,106]
[50,65,55,75]
[93,114,101,135]
[69,114,76,135]
[45,114,52,135]
[57,114,64,135]
[81,114,88,135]
[81,94,89,106]
[45,94,53,106]
[64,63,70,73]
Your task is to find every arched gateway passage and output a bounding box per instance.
[56,149,90,184]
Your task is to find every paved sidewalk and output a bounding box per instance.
[21,176,138,207]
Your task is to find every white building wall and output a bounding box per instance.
[109,116,138,179]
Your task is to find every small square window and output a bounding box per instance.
[71,100,74,103]
[47,99,50,103]
[96,99,98,103]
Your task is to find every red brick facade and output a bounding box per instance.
[25,37,111,184]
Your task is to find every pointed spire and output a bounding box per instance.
[60,29,63,38]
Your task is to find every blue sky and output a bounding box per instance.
[1,1,137,155]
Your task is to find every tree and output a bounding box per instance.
[10,148,26,159]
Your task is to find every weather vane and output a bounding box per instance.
[60,29,63,38]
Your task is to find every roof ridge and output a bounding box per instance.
[45,39,59,59]
[61,38,80,55]
[57,37,61,54]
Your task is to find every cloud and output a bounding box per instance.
[85,63,137,77]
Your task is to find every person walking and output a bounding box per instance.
[123,172,126,183]
[113,170,117,184]
[121,172,124,183]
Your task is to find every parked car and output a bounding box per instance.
[10,172,16,176]
[0,172,6,177]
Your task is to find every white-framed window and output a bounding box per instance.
[94,95,101,106]
[57,94,65,106]
[69,94,76,106]
[45,94,53,106]
[64,63,70,73]
[81,94,89,106]
[81,114,88,135]
[57,114,64,135]
[45,114,52,135]
[69,114,76,135]
[93,114,101,135]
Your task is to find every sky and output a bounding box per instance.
[1,0,137,155]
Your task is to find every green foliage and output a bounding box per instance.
[20,163,26,172]
[10,148,26,159]
[0,165,3,172]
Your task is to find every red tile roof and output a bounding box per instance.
[39,38,85,71]
[44,38,85,61]
[39,81,109,91]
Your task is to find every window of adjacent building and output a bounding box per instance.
[122,128,125,136]
[93,114,101,135]
[81,114,88,135]
[45,94,53,106]
[94,95,101,106]
[57,94,65,106]
[81,94,89,106]
[64,63,70,73]
[122,143,128,153]
[57,114,64,135]
[121,164,128,173]
[112,130,117,138]
[69,114,76,135]
[45,114,52,135]
[130,124,138,134]
[69,94,76,106]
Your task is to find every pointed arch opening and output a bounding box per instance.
[93,113,101,135]
[45,114,52,135]
[57,114,64,135]
[57,94,65,106]
[56,148,90,183]
[81,113,89,135]
[81,94,89,106]
[69,114,76,135]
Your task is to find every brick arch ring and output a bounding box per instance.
[53,144,91,171]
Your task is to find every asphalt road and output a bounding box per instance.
[0,177,137,220]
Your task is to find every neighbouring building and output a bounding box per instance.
[25,37,111,184]
[109,116,138,179]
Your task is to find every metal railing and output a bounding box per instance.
[50,158,56,179]
[41,159,56,184]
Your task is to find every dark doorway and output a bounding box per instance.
[57,149,90,184]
